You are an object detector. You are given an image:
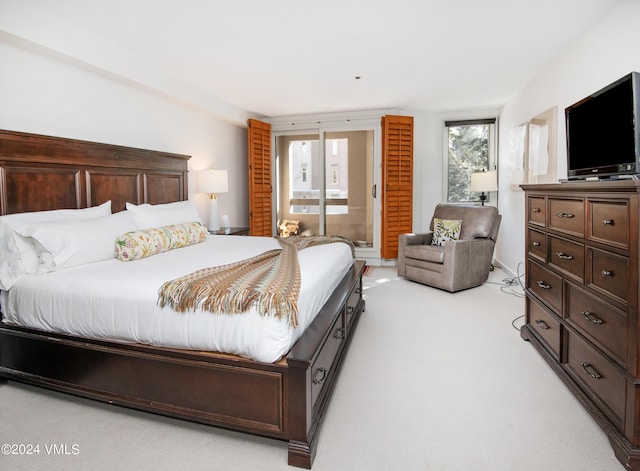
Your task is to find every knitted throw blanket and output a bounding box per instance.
[157,236,354,327]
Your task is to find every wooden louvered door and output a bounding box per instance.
[247,119,273,236]
[381,115,413,259]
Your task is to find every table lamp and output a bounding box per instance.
[470,170,498,206]
[198,169,228,231]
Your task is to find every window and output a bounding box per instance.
[289,140,317,214]
[331,166,339,185]
[444,118,497,203]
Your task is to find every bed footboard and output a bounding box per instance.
[0,261,365,468]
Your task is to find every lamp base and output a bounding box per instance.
[208,195,220,232]
[479,192,487,206]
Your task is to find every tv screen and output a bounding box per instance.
[565,72,640,179]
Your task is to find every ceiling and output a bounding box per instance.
[23,0,620,118]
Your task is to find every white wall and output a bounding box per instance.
[412,110,441,232]
[495,0,640,275]
[0,41,250,228]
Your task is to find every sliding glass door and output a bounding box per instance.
[275,126,377,256]
[324,130,374,247]
[275,132,322,236]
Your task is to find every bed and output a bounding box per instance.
[0,129,365,468]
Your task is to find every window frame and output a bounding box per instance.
[442,118,498,205]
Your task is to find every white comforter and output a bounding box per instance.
[0,236,354,363]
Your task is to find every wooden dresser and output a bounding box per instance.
[521,180,640,470]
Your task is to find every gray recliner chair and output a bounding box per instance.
[398,204,501,292]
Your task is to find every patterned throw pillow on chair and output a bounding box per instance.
[431,218,462,246]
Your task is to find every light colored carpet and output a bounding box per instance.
[0,267,623,470]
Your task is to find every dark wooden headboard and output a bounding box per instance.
[0,130,190,215]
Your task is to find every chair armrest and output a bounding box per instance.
[398,233,432,276]
[442,238,496,291]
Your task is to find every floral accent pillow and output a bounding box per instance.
[115,221,208,261]
[431,218,462,246]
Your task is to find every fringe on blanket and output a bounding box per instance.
[157,235,353,327]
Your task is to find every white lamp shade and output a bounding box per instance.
[470,170,498,192]
[198,169,228,194]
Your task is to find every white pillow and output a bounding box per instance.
[125,201,201,229]
[0,201,112,289]
[15,210,137,273]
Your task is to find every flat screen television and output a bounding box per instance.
[565,71,640,180]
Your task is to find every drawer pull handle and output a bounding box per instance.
[334,327,345,340]
[534,319,549,330]
[533,208,541,213]
[555,252,574,260]
[580,311,603,325]
[602,270,613,277]
[556,212,575,219]
[580,362,602,380]
[532,241,541,247]
[536,280,551,289]
[602,219,614,226]
[313,367,328,385]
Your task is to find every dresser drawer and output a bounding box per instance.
[548,235,584,282]
[310,314,344,410]
[528,260,563,313]
[549,198,584,237]
[527,297,561,358]
[588,248,629,305]
[566,282,628,366]
[588,199,630,250]
[527,196,546,227]
[565,330,626,427]
[527,229,546,261]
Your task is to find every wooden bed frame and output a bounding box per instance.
[0,129,365,468]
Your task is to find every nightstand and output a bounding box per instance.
[208,227,250,236]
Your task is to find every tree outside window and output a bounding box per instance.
[446,119,496,203]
